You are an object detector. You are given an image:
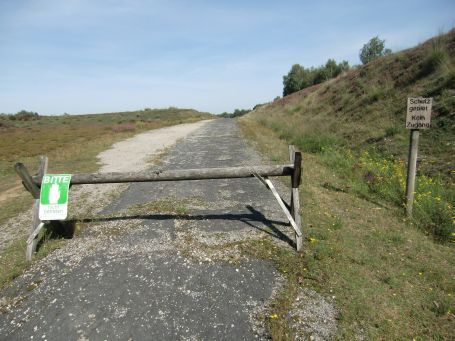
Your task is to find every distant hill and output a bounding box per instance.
[246,29,455,180]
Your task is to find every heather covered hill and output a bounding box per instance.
[248,29,455,179]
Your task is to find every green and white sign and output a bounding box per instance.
[39,174,72,220]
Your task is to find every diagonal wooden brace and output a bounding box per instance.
[252,172,302,237]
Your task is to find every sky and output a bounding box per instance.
[0,0,454,115]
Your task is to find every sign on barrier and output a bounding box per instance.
[39,174,72,220]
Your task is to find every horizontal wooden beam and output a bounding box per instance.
[31,164,294,186]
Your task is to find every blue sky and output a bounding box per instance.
[1,0,454,115]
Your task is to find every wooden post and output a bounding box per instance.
[289,145,303,251]
[289,145,296,216]
[405,129,419,217]
[26,156,48,261]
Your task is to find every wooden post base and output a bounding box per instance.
[289,145,303,251]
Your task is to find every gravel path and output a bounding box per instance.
[0,119,315,340]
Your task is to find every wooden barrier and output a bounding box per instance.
[15,146,303,259]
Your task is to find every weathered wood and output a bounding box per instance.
[252,172,301,236]
[251,170,269,188]
[26,201,40,261]
[14,163,40,199]
[292,152,302,188]
[264,178,302,237]
[252,171,291,209]
[289,145,295,164]
[31,164,294,186]
[26,222,45,245]
[38,155,48,178]
[289,146,303,250]
[26,156,48,261]
[292,187,303,251]
[289,146,296,216]
[405,129,419,217]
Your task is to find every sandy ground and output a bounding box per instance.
[0,120,212,252]
[97,120,212,173]
[0,184,22,206]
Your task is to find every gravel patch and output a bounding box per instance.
[289,288,338,340]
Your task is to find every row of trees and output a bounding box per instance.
[219,108,250,118]
[283,36,392,96]
[283,59,350,96]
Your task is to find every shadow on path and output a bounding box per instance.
[66,205,296,248]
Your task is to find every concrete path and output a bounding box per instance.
[0,119,294,340]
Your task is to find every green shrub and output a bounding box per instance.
[385,126,400,137]
[412,175,454,242]
[11,110,40,121]
[321,148,454,243]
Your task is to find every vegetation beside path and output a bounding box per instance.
[238,29,454,340]
[239,118,454,340]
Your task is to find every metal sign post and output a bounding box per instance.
[405,97,432,217]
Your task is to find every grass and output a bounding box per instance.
[0,233,66,290]
[318,148,454,242]
[238,113,454,340]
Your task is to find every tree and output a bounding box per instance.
[359,36,392,64]
[324,59,338,79]
[283,64,305,96]
[338,60,350,73]
[282,59,351,96]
